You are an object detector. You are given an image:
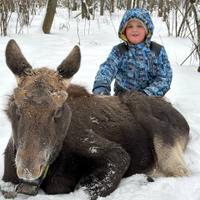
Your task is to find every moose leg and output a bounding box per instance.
[42,173,77,195]
[70,129,131,200]
[153,136,189,177]
[41,151,83,195]
[2,139,18,183]
[1,139,19,198]
[78,148,130,200]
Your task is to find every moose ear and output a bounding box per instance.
[57,45,81,79]
[6,39,32,76]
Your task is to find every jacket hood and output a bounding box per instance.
[118,8,154,45]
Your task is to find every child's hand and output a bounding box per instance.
[93,87,110,95]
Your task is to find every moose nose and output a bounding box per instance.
[16,147,50,181]
[22,168,34,180]
[17,167,40,181]
[16,162,46,182]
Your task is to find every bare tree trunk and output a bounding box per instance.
[81,0,91,19]
[0,0,8,36]
[81,0,87,18]
[42,0,57,34]
[136,0,140,7]
[148,0,156,12]
[142,0,147,8]
[110,0,115,13]
[117,0,126,9]
[175,3,193,37]
[127,0,132,9]
[163,0,168,21]
[0,0,14,36]
[100,0,105,16]
[72,0,78,11]
[191,1,200,71]
[175,8,178,36]
[158,0,163,17]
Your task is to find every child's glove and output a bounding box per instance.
[93,87,110,95]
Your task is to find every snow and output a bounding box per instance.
[0,8,200,200]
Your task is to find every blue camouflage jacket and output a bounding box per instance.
[92,8,172,96]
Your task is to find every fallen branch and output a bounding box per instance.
[180,47,196,66]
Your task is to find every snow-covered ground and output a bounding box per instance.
[0,9,200,200]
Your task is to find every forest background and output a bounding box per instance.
[1,0,200,71]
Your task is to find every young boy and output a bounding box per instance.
[92,8,172,96]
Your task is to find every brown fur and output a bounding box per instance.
[2,40,190,200]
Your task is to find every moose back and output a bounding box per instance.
[2,40,190,200]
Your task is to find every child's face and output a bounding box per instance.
[125,20,147,44]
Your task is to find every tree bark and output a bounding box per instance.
[191,2,200,71]
[100,0,105,16]
[148,0,156,12]
[127,0,132,9]
[42,0,57,34]
[81,0,91,19]
[110,0,115,13]
[72,0,78,11]
[158,0,163,17]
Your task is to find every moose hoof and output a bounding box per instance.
[0,181,17,199]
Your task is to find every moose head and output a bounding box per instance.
[5,40,81,182]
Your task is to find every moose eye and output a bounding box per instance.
[54,107,63,120]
